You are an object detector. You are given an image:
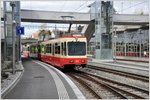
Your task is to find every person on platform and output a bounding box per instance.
[144,51,147,57]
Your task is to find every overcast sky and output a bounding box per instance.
[20,1,149,14]
[21,1,94,12]
[1,0,149,37]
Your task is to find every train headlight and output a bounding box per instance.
[70,60,74,63]
[81,59,85,63]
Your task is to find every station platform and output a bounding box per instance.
[88,58,149,77]
[3,58,85,99]
[115,56,149,63]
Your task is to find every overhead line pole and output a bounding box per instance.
[10,2,16,74]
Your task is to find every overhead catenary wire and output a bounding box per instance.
[73,1,88,12]
[117,1,147,13]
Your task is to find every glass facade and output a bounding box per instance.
[113,29,149,57]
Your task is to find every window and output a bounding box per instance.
[64,42,67,56]
[41,45,45,54]
[38,45,41,53]
[58,45,60,54]
[56,42,66,55]
[49,44,51,54]
[46,44,50,53]
[55,43,58,54]
[35,46,38,53]
[32,46,35,53]
[52,44,54,55]
[44,45,46,54]
[55,43,60,54]
[68,42,86,56]
[61,43,63,55]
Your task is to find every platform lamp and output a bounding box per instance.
[114,27,117,62]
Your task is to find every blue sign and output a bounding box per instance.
[16,26,24,35]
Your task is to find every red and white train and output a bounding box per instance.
[29,35,87,69]
[22,45,30,58]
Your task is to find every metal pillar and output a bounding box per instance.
[3,1,20,74]
[95,0,101,59]
[94,1,113,60]
[3,2,7,61]
[10,2,16,74]
[15,1,21,62]
[114,27,117,62]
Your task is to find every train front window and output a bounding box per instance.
[68,42,86,56]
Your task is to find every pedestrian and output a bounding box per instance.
[144,51,147,57]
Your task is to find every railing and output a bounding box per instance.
[116,52,149,57]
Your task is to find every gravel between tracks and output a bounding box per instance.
[67,75,95,99]
[82,68,149,90]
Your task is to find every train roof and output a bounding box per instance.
[40,35,86,44]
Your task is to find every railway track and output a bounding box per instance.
[87,65,149,82]
[68,73,102,99]
[67,70,149,99]
[67,72,126,99]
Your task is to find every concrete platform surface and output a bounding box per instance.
[4,59,85,99]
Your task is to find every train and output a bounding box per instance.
[23,34,87,69]
[22,45,30,58]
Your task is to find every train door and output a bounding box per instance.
[64,42,67,56]
[38,45,41,60]
[61,42,67,56]
[45,44,49,62]
[55,42,61,66]
[60,42,67,67]
[41,45,45,61]
[51,44,55,65]
[52,44,55,55]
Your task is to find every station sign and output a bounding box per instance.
[16,26,24,35]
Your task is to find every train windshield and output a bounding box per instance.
[68,42,86,56]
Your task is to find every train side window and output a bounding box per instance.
[61,43,63,55]
[147,40,149,52]
[44,45,46,54]
[46,44,47,53]
[54,43,60,54]
[55,43,58,54]
[46,44,49,53]
[50,44,51,54]
[32,46,34,53]
[40,45,42,53]
[48,44,50,53]
[64,42,66,56]
[30,46,32,53]
[34,46,36,53]
[41,45,45,54]
[58,44,60,54]
[35,46,38,53]
[52,44,55,55]
[38,45,41,53]
[27,47,29,51]
[29,46,31,53]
